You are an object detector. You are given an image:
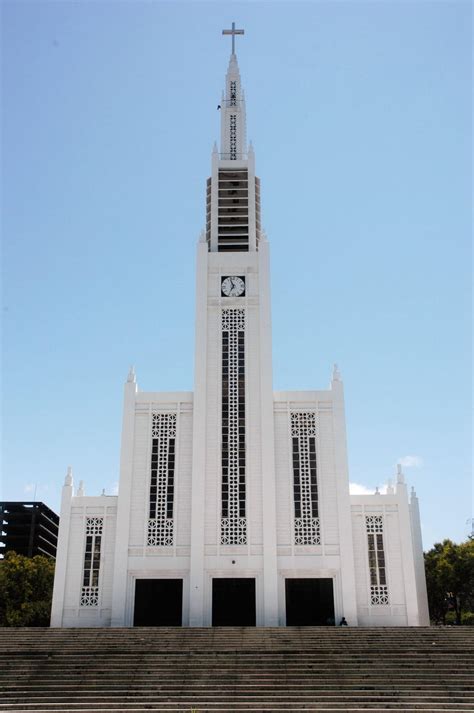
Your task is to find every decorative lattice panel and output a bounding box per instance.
[85,517,103,535]
[80,586,99,607]
[366,515,389,605]
[80,517,103,607]
[366,515,383,533]
[370,585,389,605]
[291,412,320,545]
[221,308,247,545]
[230,80,237,106]
[148,413,177,546]
[229,114,237,160]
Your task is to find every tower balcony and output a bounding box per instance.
[221,99,244,108]
[219,153,248,161]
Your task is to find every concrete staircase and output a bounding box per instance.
[0,627,473,712]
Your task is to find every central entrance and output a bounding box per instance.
[212,578,256,626]
[285,578,335,626]
[133,578,183,626]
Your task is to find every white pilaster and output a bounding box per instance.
[110,369,137,626]
[395,466,420,625]
[410,487,430,625]
[258,241,279,625]
[210,145,219,252]
[331,370,359,626]
[247,144,257,252]
[50,467,74,627]
[189,242,209,625]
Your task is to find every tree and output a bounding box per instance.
[424,538,474,625]
[0,551,55,626]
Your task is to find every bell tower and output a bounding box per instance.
[206,41,261,254]
[189,24,279,626]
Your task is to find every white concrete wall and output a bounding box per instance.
[189,243,278,626]
[121,393,193,626]
[273,386,357,626]
[351,492,427,626]
[59,497,117,627]
[410,492,430,625]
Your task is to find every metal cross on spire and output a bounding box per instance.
[222,22,244,55]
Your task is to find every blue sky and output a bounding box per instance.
[2,1,472,549]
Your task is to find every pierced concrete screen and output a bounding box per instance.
[147,413,177,547]
[221,308,247,545]
[291,412,321,545]
[80,517,103,607]
[366,515,389,605]
[229,80,237,107]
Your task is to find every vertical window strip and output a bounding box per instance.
[292,437,301,518]
[221,308,247,545]
[309,436,319,517]
[229,114,237,160]
[366,515,389,604]
[230,80,237,106]
[80,517,103,607]
[147,413,177,546]
[291,412,321,545]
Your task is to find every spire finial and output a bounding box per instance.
[222,22,245,55]
[332,363,341,381]
[127,365,136,383]
[64,466,73,487]
[397,463,405,483]
[77,480,85,496]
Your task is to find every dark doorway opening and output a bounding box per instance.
[212,578,256,626]
[133,578,183,626]
[285,578,335,626]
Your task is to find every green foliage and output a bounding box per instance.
[0,551,55,627]
[424,538,474,625]
[460,611,474,626]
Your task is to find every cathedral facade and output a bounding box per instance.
[51,36,429,628]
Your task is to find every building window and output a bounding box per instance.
[230,80,237,106]
[291,412,320,545]
[221,308,246,545]
[366,515,389,605]
[80,517,103,607]
[147,413,177,546]
[229,114,237,160]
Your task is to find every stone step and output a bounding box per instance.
[2,704,474,711]
[2,680,473,689]
[3,693,474,700]
[0,628,472,713]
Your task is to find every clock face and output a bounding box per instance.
[221,275,245,297]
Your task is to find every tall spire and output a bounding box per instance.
[220,24,247,159]
[206,24,260,253]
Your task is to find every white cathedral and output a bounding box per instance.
[51,27,429,628]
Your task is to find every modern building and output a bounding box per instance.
[51,28,429,628]
[1,501,59,559]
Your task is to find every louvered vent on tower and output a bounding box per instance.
[255,176,261,248]
[217,169,249,252]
